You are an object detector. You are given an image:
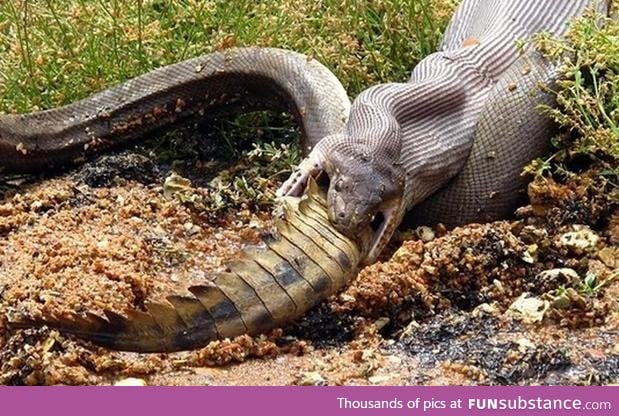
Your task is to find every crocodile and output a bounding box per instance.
[11,180,368,352]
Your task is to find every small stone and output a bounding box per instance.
[558,226,599,252]
[113,377,147,386]
[30,200,43,211]
[522,243,538,264]
[507,293,549,323]
[435,223,447,236]
[368,375,391,384]
[163,172,193,198]
[515,337,535,350]
[415,226,435,242]
[547,287,588,311]
[152,225,166,236]
[298,371,326,386]
[472,302,500,317]
[96,239,109,250]
[549,292,572,310]
[374,317,390,331]
[597,247,617,268]
[536,268,581,286]
[183,222,200,236]
[339,293,356,303]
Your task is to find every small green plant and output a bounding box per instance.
[162,140,301,219]
[528,10,618,182]
[577,271,617,296]
[522,155,555,180]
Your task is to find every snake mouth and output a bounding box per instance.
[370,211,385,235]
[367,211,387,261]
[364,198,402,264]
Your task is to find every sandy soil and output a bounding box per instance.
[0,143,617,385]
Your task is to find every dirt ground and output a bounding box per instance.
[0,136,617,386]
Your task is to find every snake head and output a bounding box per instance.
[325,147,404,264]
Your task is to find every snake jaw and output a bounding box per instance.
[276,149,326,198]
[364,197,403,265]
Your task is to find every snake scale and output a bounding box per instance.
[4,0,611,351]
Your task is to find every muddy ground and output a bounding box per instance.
[0,126,617,385]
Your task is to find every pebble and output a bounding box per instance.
[374,317,390,331]
[298,371,326,386]
[521,244,538,264]
[415,226,435,242]
[96,239,109,250]
[597,247,617,268]
[368,375,391,384]
[507,293,549,323]
[472,302,500,317]
[515,337,535,350]
[339,293,356,303]
[536,268,581,286]
[183,222,200,236]
[558,226,599,252]
[113,377,147,386]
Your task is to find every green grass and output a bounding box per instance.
[1,0,615,201]
[0,0,456,113]
[525,9,618,187]
[0,0,457,209]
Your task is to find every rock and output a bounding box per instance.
[96,239,109,250]
[113,377,147,386]
[339,293,356,303]
[415,226,435,242]
[558,226,599,253]
[536,268,581,286]
[597,247,617,268]
[519,225,548,244]
[298,371,326,386]
[163,172,193,198]
[472,302,500,317]
[548,292,572,310]
[374,317,390,331]
[522,244,538,264]
[368,374,392,384]
[546,288,588,310]
[515,337,535,350]
[183,222,200,236]
[507,293,549,323]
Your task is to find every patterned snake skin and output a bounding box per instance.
[279,0,611,262]
[0,0,610,265]
[0,47,350,171]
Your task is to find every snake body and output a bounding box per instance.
[0,48,350,172]
[4,1,611,351]
[280,0,610,262]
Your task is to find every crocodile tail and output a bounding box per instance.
[9,181,365,352]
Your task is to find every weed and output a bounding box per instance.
[0,0,456,113]
[528,10,618,184]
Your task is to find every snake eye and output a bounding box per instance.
[334,179,344,192]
